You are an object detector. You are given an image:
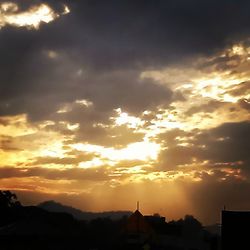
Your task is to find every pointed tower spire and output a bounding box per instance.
[137,201,139,211]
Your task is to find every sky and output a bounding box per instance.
[0,0,250,225]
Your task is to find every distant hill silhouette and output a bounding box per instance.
[38,200,132,221]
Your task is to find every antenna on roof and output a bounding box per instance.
[137,201,139,211]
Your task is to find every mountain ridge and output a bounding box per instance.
[38,200,132,221]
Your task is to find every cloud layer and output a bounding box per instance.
[0,0,250,224]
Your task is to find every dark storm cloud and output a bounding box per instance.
[56,0,250,69]
[196,121,250,164]
[6,0,250,67]
[1,0,250,121]
[0,46,173,121]
[158,121,250,170]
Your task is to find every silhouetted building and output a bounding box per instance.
[123,209,153,245]
[221,210,250,250]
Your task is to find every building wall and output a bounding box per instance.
[221,210,250,250]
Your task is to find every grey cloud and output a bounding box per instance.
[57,0,250,69]
[2,0,250,122]
[228,81,250,97]
[158,121,250,170]
[185,100,226,116]
[0,166,110,181]
[159,146,200,170]
[30,153,97,166]
[0,118,11,126]
[74,124,145,148]
[196,121,250,164]
[47,99,146,147]
[238,99,250,111]
[184,98,249,117]
[0,50,173,121]
[0,135,20,151]
[199,54,243,72]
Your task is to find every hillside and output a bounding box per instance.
[38,200,132,221]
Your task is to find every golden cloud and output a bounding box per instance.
[0,2,70,29]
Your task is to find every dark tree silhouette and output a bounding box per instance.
[0,190,22,227]
[0,190,21,209]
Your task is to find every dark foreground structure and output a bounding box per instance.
[0,191,220,250]
[221,210,250,250]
